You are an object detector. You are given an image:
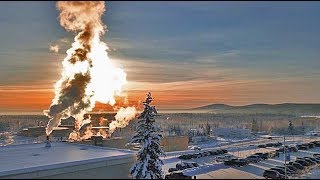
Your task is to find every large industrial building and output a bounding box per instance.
[0,142,136,179]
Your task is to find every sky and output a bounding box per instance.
[0,1,320,113]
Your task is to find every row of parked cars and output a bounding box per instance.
[296,141,320,150]
[168,162,200,173]
[275,141,320,153]
[258,142,283,148]
[224,150,279,167]
[178,149,228,160]
[263,153,320,179]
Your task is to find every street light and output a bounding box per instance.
[283,135,290,179]
[283,135,287,179]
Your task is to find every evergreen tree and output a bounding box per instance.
[129,92,165,179]
[251,118,258,133]
[206,122,211,137]
[288,120,294,134]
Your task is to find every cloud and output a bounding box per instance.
[48,37,71,54]
[59,38,69,44]
[49,44,59,53]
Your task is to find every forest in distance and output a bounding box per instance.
[1,110,320,138]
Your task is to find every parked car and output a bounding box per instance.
[275,166,295,174]
[176,163,188,170]
[298,145,309,150]
[307,143,316,149]
[221,149,228,154]
[224,158,238,166]
[270,167,291,176]
[215,155,227,162]
[178,154,193,160]
[255,152,268,160]
[286,165,298,173]
[266,143,274,147]
[263,170,285,179]
[273,142,282,147]
[295,159,310,166]
[216,149,224,154]
[201,151,210,157]
[289,146,298,152]
[313,153,320,157]
[193,153,202,158]
[246,155,262,163]
[191,162,199,167]
[184,162,195,168]
[191,153,200,159]
[168,168,178,172]
[314,156,320,162]
[258,144,267,148]
[165,172,192,179]
[305,157,320,164]
[289,162,304,170]
[224,158,249,167]
[299,157,317,165]
[262,153,270,159]
[209,150,218,155]
[311,141,320,147]
[189,146,201,151]
[236,158,250,166]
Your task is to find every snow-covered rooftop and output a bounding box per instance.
[0,142,135,177]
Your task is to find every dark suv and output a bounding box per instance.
[258,144,267,148]
[298,145,309,150]
[263,170,285,179]
[308,143,316,149]
[224,158,249,167]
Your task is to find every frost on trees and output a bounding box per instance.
[129,92,165,179]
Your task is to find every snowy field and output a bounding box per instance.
[162,136,320,179]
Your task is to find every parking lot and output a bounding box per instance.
[163,136,320,179]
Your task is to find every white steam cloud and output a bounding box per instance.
[44,1,128,136]
[109,107,138,135]
[49,45,59,53]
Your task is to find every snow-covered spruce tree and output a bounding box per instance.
[129,92,165,179]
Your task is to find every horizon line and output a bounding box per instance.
[1,102,320,115]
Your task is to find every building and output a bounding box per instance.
[0,142,136,179]
[75,135,189,152]
[17,126,74,138]
[161,136,188,152]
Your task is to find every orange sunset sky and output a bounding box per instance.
[1,2,320,113]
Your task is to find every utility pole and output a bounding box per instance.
[283,136,287,179]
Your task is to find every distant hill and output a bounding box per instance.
[192,103,320,115]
